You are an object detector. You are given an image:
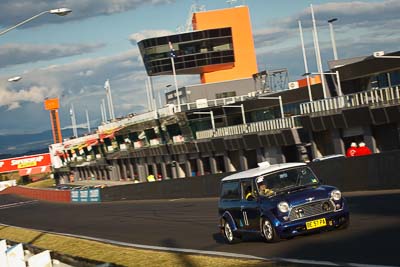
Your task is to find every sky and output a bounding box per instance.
[0,0,399,140]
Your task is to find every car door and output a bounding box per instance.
[240,178,260,230]
[219,181,242,228]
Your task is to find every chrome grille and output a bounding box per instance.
[289,199,334,221]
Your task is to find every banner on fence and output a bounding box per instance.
[71,188,101,202]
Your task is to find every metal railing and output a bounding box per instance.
[195,116,300,139]
[300,86,400,115]
[180,93,256,112]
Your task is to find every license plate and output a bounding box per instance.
[306,218,327,230]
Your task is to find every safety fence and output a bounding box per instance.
[300,86,400,115]
[196,116,300,139]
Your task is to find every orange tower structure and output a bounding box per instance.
[44,98,63,144]
[192,6,258,83]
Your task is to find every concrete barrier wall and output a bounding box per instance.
[309,150,400,191]
[101,150,400,201]
[101,173,229,201]
[0,186,70,203]
[2,151,399,202]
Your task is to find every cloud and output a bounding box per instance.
[0,43,104,69]
[0,46,154,133]
[253,28,293,48]
[0,82,59,110]
[253,0,400,76]
[279,0,400,29]
[129,29,175,44]
[0,0,175,28]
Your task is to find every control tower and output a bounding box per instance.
[137,6,258,84]
[44,98,62,144]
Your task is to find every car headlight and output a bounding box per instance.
[277,201,289,213]
[331,189,342,201]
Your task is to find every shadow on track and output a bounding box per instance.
[161,238,196,267]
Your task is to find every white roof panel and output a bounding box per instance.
[221,162,307,182]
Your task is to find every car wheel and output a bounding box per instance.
[261,218,280,243]
[222,219,240,244]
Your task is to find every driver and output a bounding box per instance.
[256,176,274,196]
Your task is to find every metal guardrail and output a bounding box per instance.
[300,86,400,115]
[195,116,300,139]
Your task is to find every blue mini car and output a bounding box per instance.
[218,161,349,243]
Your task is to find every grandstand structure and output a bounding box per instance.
[49,6,400,182]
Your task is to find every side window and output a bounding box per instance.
[221,182,240,200]
[241,179,255,201]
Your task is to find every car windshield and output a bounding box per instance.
[256,167,319,195]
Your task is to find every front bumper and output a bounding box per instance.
[276,209,349,238]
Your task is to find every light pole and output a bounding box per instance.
[258,96,284,118]
[303,72,343,97]
[328,18,339,60]
[193,111,215,132]
[0,8,72,36]
[222,104,246,125]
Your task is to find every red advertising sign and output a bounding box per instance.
[18,165,51,176]
[0,153,51,174]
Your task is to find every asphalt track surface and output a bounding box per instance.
[0,190,399,266]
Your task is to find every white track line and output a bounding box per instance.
[0,223,397,267]
[0,200,38,210]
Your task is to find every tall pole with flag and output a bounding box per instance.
[101,98,107,122]
[70,104,78,137]
[104,79,115,120]
[169,41,181,112]
[85,109,91,133]
[310,4,327,99]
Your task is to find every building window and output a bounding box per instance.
[216,91,236,99]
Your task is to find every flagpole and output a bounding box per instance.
[85,109,91,132]
[169,41,180,112]
[105,79,115,120]
[310,4,327,99]
[101,99,107,122]
[70,104,78,137]
[171,56,180,112]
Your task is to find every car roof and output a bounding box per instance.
[221,162,307,182]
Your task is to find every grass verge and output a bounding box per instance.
[0,225,284,267]
[25,178,55,188]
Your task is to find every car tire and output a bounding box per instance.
[338,217,350,230]
[222,219,240,244]
[261,218,280,243]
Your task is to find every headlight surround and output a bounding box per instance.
[331,189,342,201]
[277,201,289,213]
